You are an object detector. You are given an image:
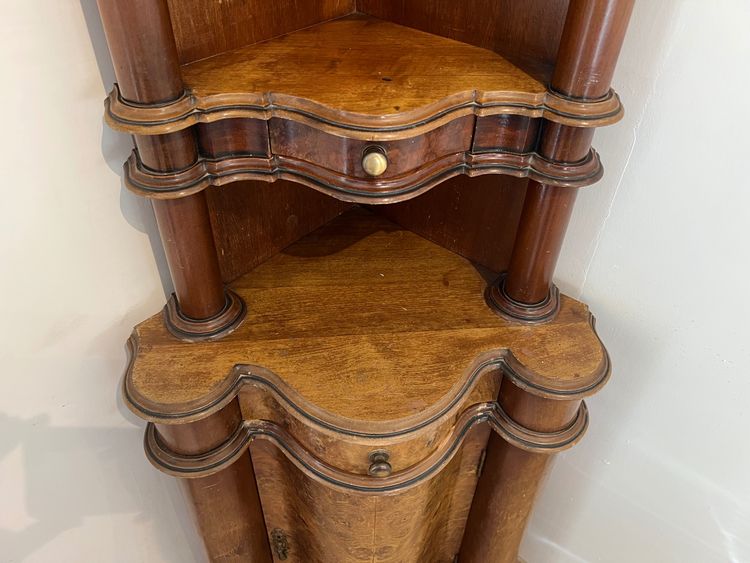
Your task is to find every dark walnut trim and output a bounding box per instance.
[123,148,603,203]
[123,314,609,427]
[163,288,246,342]
[105,84,623,139]
[143,401,589,485]
[487,272,562,324]
[123,210,611,429]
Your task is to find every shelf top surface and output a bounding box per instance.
[127,208,607,425]
[106,14,624,136]
[181,14,546,121]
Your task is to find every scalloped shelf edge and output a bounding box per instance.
[105,85,624,138]
[143,400,590,487]
[123,148,604,203]
[122,307,610,428]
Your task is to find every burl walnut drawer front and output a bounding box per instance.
[269,116,474,191]
[237,366,501,480]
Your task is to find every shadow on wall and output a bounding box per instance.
[78,0,174,301]
[0,412,205,562]
[526,1,714,561]
[0,2,206,562]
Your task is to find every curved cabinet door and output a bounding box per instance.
[250,425,491,563]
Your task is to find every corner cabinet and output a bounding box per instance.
[95,1,634,562]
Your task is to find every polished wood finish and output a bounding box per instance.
[495,0,635,320]
[97,0,247,338]
[127,209,605,560]
[105,15,622,138]
[165,0,355,65]
[364,2,569,278]
[357,0,570,82]
[462,1,634,560]
[124,128,603,203]
[152,194,225,320]
[376,175,527,273]
[248,427,487,562]
[126,210,607,422]
[205,181,352,284]
[96,0,182,104]
[156,402,272,562]
[553,0,636,100]
[460,386,583,563]
[94,1,635,560]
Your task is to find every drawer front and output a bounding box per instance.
[238,368,501,479]
[269,116,474,182]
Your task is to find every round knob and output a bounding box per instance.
[362,148,388,177]
[368,450,392,477]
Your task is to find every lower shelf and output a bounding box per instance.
[124,207,609,562]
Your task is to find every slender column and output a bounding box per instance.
[489,0,635,322]
[96,0,245,340]
[460,384,582,563]
[156,402,273,563]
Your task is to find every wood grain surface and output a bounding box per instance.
[205,180,353,283]
[125,208,607,424]
[374,175,527,273]
[166,0,355,64]
[356,0,570,82]
[249,424,489,562]
[105,14,623,137]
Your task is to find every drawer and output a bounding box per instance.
[237,366,501,480]
[269,116,474,191]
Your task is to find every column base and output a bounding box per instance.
[163,288,246,342]
[486,273,560,324]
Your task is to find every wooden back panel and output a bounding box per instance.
[375,175,527,273]
[166,0,356,64]
[356,0,569,82]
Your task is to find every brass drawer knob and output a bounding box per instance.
[362,148,388,177]
[368,450,392,477]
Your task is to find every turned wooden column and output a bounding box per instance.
[155,402,272,563]
[466,1,634,561]
[96,0,245,341]
[460,385,584,563]
[489,0,635,323]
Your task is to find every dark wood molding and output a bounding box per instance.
[143,401,589,484]
[105,83,623,138]
[162,288,246,342]
[124,319,608,427]
[123,148,602,203]
[486,272,561,323]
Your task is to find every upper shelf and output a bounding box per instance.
[106,14,623,138]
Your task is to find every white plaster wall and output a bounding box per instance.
[0,1,747,562]
[523,1,750,562]
[0,1,203,561]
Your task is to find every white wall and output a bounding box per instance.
[523,2,750,562]
[0,1,203,561]
[0,1,747,562]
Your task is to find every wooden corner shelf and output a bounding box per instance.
[94,1,636,561]
[127,209,608,424]
[125,208,606,555]
[106,14,622,138]
[110,15,618,203]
